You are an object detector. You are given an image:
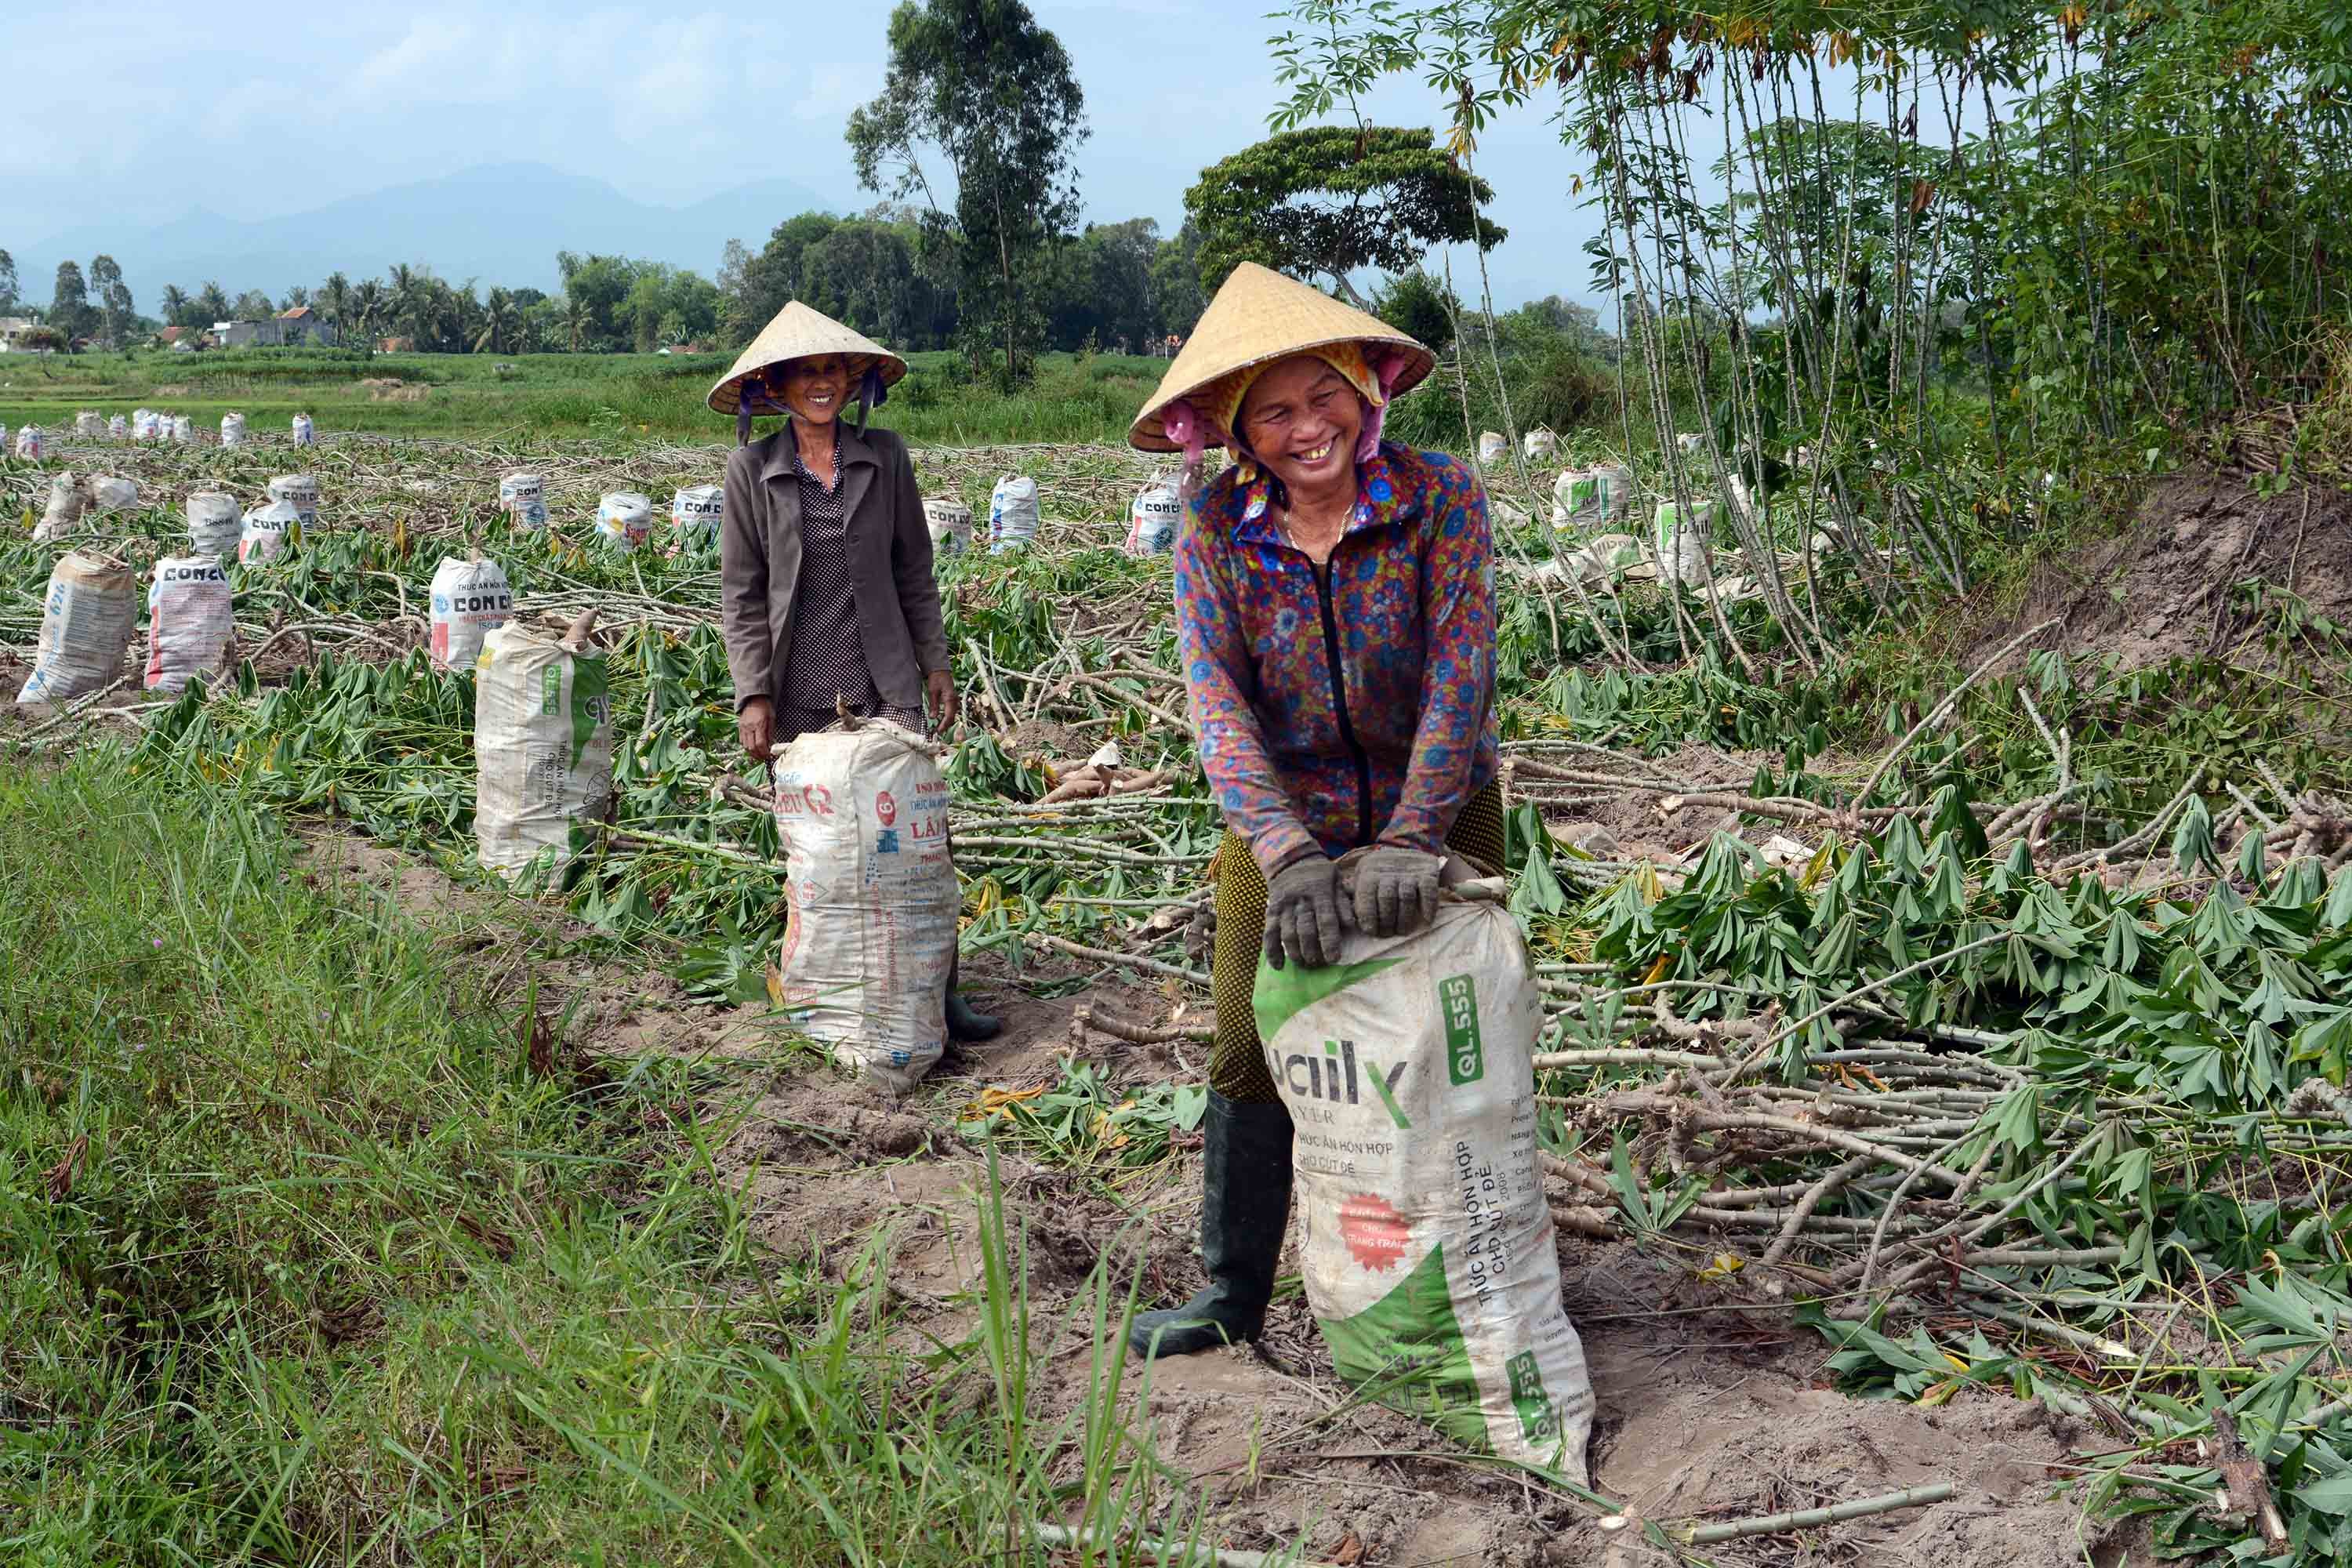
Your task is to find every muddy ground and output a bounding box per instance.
[299,829,2138,1568]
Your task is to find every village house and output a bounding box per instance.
[215,305,338,348]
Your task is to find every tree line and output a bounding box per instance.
[0,0,1514,374]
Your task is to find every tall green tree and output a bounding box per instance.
[231,289,276,321]
[319,272,351,340]
[847,0,1088,385]
[724,213,840,343]
[0,250,17,314]
[477,287,516,353]
[1149,222,1208,339]
[89,256,133,345]
[554,252,639,350]
[347,279,384,343]
[193,281,230,327]
[1185,125,1503,306]
[158,284,191,330]
[49,261,94,347]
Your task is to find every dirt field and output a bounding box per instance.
[299,829,2137,1568]
[1973,467,2352,671]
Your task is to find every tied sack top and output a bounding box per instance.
[1174,439,1500,876]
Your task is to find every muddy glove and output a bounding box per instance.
[1352,844,1443,938]
[1262,852,1348,970]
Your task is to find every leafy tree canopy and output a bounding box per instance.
[1185,125,1504,307]
[848,0,1088,385]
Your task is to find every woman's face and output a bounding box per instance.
[1237,355,1363,497]
[780,354,852,427]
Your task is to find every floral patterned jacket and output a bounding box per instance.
[1174,440,1500,877]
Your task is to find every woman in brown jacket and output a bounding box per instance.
[711,302,999,1041]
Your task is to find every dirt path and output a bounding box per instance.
[302,829,2131,1568]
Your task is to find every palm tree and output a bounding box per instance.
[320,272,351,341]
[158,284,190,329]
[350,279,387,347]
[477,287,515,354]
[564,295,592,354]
[387,263,432,346]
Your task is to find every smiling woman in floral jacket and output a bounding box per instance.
[1124,264,1503,1359]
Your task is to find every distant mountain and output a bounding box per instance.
[15,162,848,303]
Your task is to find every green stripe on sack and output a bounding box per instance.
[1316,1243,1494,1456]
[1251,954,1404,1044]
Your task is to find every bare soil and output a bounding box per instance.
[295,827,2136,1567]
[1971,468,2352,672]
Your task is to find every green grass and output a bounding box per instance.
[0,347,1171,447]
[0,753,1184,1564]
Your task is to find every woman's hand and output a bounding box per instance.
[924,670,960,734]
[738,697,775,761]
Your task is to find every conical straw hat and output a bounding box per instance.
[1130,263,1434,452]
[706,301,908,416]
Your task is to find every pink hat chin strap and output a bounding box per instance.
[1161,399,1209,469]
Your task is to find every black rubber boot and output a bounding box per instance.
[945,949,1002,1043]
[1129,1092,1293,1359]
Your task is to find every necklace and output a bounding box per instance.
[1279,499,1348,563]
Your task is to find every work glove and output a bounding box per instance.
[1352,844,1443,938]
[1262,852,1349,970]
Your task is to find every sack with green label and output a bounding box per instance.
[1254,864,1595,1482]
[473,611,613,879]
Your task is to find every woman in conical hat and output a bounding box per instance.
[712,301,999,1044]
[1125,263,1504,1359]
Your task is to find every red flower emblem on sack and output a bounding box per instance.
[1338,1193,1410,1272]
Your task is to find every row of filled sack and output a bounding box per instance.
[7,412,317,454]
[922,474,1185,560]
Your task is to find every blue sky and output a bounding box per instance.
[1,0,1637,310]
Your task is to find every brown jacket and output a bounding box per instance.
[719,420,949,715]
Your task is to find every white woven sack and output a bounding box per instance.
[987,475,1039,554]
[74,412,105,438]
[1254,869,1595,1481]
[1651,499,1714,586]
[143,556,234,695]
[238,500,300,565]
[16,426,45,460]
[1523,427,1558,463]
[220,412,247,448]
[924,498,974,556]
[1549,465,1632,532]
[170,417,194,444]
[771,720,956,1092]
[267,474,320,526]
[670,484,724,543]
[595,492,653,551]
[187,492,243,558]
[88,476,139,514]
[1475,431,1506,466]
[427,557,513,674]
[33,474,85,544]
[474,622,613,879]
[16,550,136,705]
[107,415,127,438]
[1123,475,1183,557]
[292,413,315,447]
[498,472,544,511]
[510,496,550,532]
